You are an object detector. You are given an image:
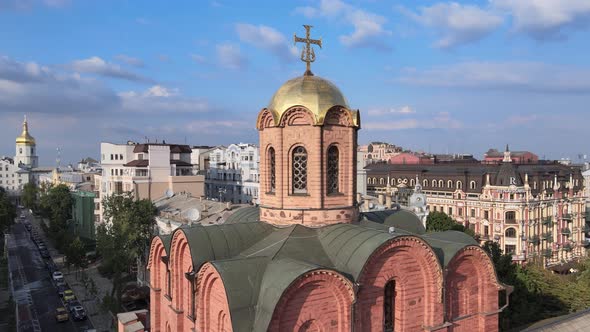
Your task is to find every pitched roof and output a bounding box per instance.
[157,206,485,332]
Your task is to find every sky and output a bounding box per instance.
[1,0,589,165]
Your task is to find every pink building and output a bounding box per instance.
[484,145,538,164]
[389,152,434,165]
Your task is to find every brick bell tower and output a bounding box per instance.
[256,25,361,227]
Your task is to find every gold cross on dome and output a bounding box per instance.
[294,25,322,76]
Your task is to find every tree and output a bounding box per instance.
[65,236,86,276]
[97,193,156,301]
[0,188,16,236]
[425,211,476,239]
[21,183,37,210]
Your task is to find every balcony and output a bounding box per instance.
[527,235,540,245]
[543,249,553,258]
[563,243,574,252]
[541,232,553,242]
[562,213,573,221]
[541,218,553,226]
[561,228,571,236]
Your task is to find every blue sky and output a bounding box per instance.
[1,0,589,165]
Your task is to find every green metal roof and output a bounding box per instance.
[153,206,488,332]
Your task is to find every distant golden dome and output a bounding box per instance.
[267,75,351,125]
[16,117,35,145]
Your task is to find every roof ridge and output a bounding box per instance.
[269,226,298,261]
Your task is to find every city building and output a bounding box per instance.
[71,190,97,242]
[205,143,260,204]
[484,145,538,164]
[95,142,205,223]
[147,36,506,332]
[358,141,401,164]
[190,145,215,172]
[0,116,51,197]
[366,146,587,267]
[389,151,434,165]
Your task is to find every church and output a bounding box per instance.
[148,27,508,332]
[0,116,40,196]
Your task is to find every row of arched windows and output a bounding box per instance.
[267,145,340,195]
[369,177,478,190]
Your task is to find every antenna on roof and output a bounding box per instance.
[165,189,174,198]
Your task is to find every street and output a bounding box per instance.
[6,211,95,332]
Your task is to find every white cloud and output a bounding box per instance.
[403,2,503,49]
[0,55,118,114]
[190,54,206,64]
[69,56,154,83]
[367,105,415,116]
[363,111,462,130]
[493,0,590,39]
[119,85,209,113]
[398,61,590,93]
[236,23,298,62]
[295,0,392,51]
[216,43,247,70]
[114,54,144,68]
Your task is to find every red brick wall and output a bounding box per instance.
[148,238,167,332]
[445,247,501,332]
[268,270,355,332]
[355,237,444,331]
[196,263,233,332]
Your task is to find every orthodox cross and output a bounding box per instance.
[294,25,322,76]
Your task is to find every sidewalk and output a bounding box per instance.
[30,213,116,331]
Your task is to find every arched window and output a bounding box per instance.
[19,148,22,154]
[268,147,276,192]
[432,179,437,187]
[380,178,385,185]
[456,181,462,189]
[327,146,339,194]
[470,181,476,189]
[447,180,453,188]
[383,280,396,332]
[438,180,444,187]
[292,146,308,194]
[410,179,415,186]
[423,179,428,187]
[391,178,396,185]
[505,228,517,238]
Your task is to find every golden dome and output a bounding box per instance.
[16,117,35,145]
[267,75,352,125]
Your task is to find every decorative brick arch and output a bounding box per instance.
[356,236,444,331]
[268,269,355,332]
[169,230,194,331]
[445,246,503,332]
[279,107,315,127]
[323,106,353,127]
[256,108,277,130]
[148,237,168,332]
[195,263,233,332]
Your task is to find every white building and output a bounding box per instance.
[0,116,44,197]
[205,143,260,204]
[190,146,215,172]
[95,142,205,223]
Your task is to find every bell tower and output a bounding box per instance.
[15,115,38,168]
[256,26,361,227]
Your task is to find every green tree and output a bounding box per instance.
[425,211,476,239]
[21,182,38,210]
[0,188,16,236]
[65,236,86,275]
[97,193,156,300]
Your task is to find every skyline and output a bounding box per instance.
[1,0,590,165]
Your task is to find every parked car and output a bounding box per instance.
[55,307,69,322]
[52,271,64,283]
[67,300,82,312]
[71,306,87,321]
[40,249,50,259]
[57,285,67,297]
[63,289,76,302]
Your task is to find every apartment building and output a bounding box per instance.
[205,143,259,204]
[95,142,205,223]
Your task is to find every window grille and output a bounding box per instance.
[269,148,276,192]
[327,146,339,194]
[292,146,307,193]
